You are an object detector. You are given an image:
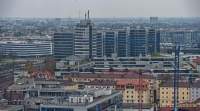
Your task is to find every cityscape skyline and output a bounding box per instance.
[0,0,200,18]
[1,1,200,110]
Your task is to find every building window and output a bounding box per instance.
[71,98,73,103]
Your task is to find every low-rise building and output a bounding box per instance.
[122,103,154,111]
[0,105,24,111]
[26,89,122,111]
[189,81,200,102]
[0,63,14,98]
[69,94,93,103]
[116,79,150,104]
[5,78,34,105]
[85,80,116,90]
[159,82,190,107]
[0,99,24,111]
[65,72,157,103]
[63,80,79,90]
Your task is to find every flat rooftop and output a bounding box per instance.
[32,91,121,108]
[0,105,24,111]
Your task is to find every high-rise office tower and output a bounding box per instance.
[150,17,158,24]
[74,11,95,59]
[156,30,161,53]
[128,27,147,57]
[95,27,160,58]
[96,32,104,57]
[96,30,126,58]
[117,29,128,57]
[160,29,172,43]
[150,17,158,28]
[171,31,187,45]
[128,27,160,57]
[191,31,200,45]
[147,29,160,55]
[104,31,116,57]
[53,32,74,61]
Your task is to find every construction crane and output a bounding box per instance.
[173,43,180,111]
[188,68,193,102]
[138,70,143,111]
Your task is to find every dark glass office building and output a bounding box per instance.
[117,30,127,57]
[128,28,147,57]
[53,33,74,61]
[104,31,115,57]
[96,32,104,57]
[156,30,161,53]
[148,29,160,55]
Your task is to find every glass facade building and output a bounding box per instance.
[96,32,104,57]
[117,30,127,57]
[95,28,159,58]
[0,41,52,58]
[148,29,160,55]
[104,31,116,57]
[53,33,74,61]
[128,28,147,57]
[74,20,95,59]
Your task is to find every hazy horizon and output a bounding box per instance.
[0,0,200,18]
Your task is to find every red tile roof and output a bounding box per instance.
[65,71,154,80]
[193,57,200,65]
[116,79,148,86]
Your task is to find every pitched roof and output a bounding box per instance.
[160,81,189,88]
[85,80,116,86]
[65,72,154,80]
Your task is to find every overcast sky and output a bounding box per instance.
[0,0,200,18]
